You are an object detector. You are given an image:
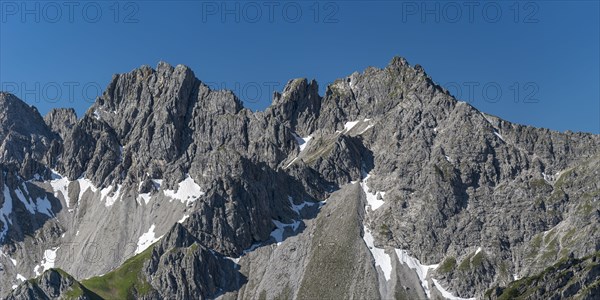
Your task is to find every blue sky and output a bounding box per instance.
[1,1,598,133]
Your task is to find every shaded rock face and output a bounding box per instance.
[1,57,600,300]
[43,108,77,140]
[6,269,97,300]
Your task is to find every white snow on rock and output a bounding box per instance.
[493,131,505,142]
[50,170,71,206]
[137,193,151,205]
[151,179,163,189]
[342,121,359,132]
[1,250,17,266]
[271,220,301,245]
[16,274,25,281]
[358,119,374,134]
[101,184,122,207]
[35,247,60,276]
[360,174,385,210]
[15,184,35,214]
[475,247,482,255]
[135,224,163,254]
[1,185,14,241]
[395,249,439,298]
[337,119,373,134]
[362,226,393,281]
[163,175,205,205]
[36,196,54,217]
[293,134,312,152]
[178,214,189,223]
[432,279,476,300]
[77,177,98,201]
[288,196,317,215]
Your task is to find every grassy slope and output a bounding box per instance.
[80,245,156,300]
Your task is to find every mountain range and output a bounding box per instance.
[0,57,599,299]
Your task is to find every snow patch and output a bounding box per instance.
[49,170,71,206]
[362,226,393,281]
[293,134,312,152]
[151,179,163,189]
[16,274,25,281]
[360,174,385,210]
[271,220,301,245]
[137,193,151,205]
[336,120,359,133]
[395,249,439,298]
[163,175,205,205]
[1,185,14,241]
[36,196,54,217]
[493,131,505,142]
[35,247,60,276]
[178,214,189,223]
[135,224,162,254]
[432,279,476,300]
[101,184,122,207]
[77,178,98,201]
[15,184,35,214]
[288,196,317,215]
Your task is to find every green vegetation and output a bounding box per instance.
[488,251,600,300]
[458,253,474,271]
[529,179,550,190]
[471,252,485,268]
[554,169,574,189]
[379,223,390,236]
[81,245,155,300]
[438,257,456,273]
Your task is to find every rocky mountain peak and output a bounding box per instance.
[0,93,57,167]
[44,108,77,139]
[269,78,321,136]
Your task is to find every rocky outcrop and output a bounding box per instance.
[486,251,600,300]
[5,269,98,300]
[44,108,77,140]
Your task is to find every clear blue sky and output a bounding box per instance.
[1,1,598,133]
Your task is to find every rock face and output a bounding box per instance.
[5,268,98,300]
[486,251,600,300]
[1,57,599,300]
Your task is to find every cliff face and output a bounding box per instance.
[1,57,599,299]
